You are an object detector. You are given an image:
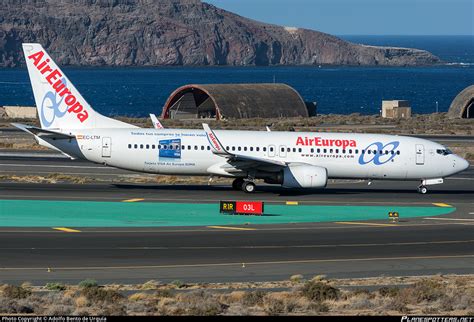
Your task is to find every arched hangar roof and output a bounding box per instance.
[447,85,474,119]
[161,83,309,119]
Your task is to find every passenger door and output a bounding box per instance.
[102,137,111,158]
[416,144,424,165]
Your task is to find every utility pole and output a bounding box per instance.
[436,101,439,113]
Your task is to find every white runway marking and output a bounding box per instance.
[1,254,473,271]
[424,217,474,222]
[446,177,474,181]
[0,152,66,158]
[0,171,131,176]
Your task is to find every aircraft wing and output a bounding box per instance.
[11,123,75,140]
[202,123,286,170]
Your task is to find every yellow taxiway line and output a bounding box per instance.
[53,227,81,233]
[122,198,145,202]
[432,203,453,207]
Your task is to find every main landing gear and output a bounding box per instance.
[232,178,256,193]
[242,181,256,193]
[232,178,244,190]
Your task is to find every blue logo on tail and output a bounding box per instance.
[40,78,68,127]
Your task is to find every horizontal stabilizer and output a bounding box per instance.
[11,123,74,140]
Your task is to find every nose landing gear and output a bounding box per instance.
[417,185,428,194]
[416,178,443,194]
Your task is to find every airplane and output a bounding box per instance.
[14,43,470,194]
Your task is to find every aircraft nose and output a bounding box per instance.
[454,156,470,173]
[460,158,470,171]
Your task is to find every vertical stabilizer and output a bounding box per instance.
[22,43,136,130]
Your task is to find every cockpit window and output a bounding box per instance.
[436,148,453,156]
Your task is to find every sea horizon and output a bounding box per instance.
[1,35,473,117]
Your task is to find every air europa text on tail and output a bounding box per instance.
[28,50,89,122]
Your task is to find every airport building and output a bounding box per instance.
[1,106,37,119]
[448,85,474,119]
[381,100,412,119]
[161,83,315,120]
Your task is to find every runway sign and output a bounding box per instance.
[388,211,399,222]
[220,201,264,216]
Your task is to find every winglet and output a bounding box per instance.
[150,114,164,129]
[202,123,229,155]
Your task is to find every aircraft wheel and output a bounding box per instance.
[232,178,244,190]
[242,181,256,193]
[418,186,428,194]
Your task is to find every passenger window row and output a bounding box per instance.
[127,144,210,151]
[126,144,401,155]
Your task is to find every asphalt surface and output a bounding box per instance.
[0,223,473,285]
[0,151,473,284]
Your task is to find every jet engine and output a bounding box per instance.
[281,164,328,188]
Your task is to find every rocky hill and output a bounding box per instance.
[0,0,441,67]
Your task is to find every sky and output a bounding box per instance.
[205,0,473,35]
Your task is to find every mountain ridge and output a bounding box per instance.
[0,0,441,67]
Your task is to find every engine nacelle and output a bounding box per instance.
[282,164,328,188]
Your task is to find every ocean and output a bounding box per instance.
[1,36,473,117]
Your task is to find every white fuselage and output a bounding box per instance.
[20,43,470,190]
[52,128,469,181]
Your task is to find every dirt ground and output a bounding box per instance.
[2,113,473,135]
[0,274,472,316]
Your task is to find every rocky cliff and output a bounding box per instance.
[0,0,441,67]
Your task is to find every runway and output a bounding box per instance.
[0,151,473,284]
[0,222,473,285]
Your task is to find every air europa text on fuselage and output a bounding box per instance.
[27,51,89,123]
[296,136,357,150]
